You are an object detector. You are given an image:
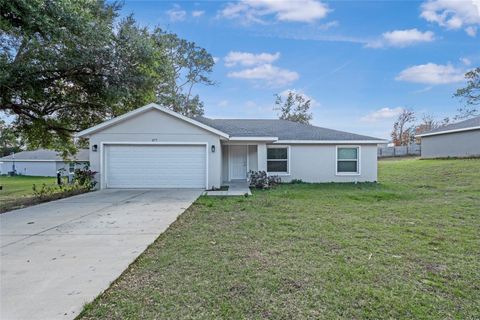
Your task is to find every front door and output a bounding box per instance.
[230,145,247,180]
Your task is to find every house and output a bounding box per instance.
[417,116,480,159]
[76,103,386,189]
[0,149,89,176]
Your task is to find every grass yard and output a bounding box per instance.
[79,159,480,319]
[0,175,56,202]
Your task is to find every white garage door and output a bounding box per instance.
[105,145,206,188]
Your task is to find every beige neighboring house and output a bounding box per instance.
[417,116,480,159]
[0,149,89,176]
[76,103,386,189]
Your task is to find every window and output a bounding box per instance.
[337,147,359,174]
[267,147,288,173]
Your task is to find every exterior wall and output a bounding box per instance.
[56,161,89,174]
[277,144,378,183]
[421,130,480,158]
[87,109,222,189]
[1,161,57,176]
[248,145,258,172]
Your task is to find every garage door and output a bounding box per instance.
[105,145,206,188]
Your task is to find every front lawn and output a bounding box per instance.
[0,175,56,202]
[79,159,480,319]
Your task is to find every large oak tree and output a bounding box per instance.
[0,0,214,155]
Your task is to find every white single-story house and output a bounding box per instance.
[76,103,386,189]
[0,149,89,176]
[417,116,480,159]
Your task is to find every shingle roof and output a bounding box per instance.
[193,117,383,141]
[0,149,89,161]
[419,116,480,136]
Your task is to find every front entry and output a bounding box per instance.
[229,145,247,180]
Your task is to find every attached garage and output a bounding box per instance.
[104,144,207,189]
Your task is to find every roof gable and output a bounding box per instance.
[76,103,229,138]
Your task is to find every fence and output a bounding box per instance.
[378,144,421,158]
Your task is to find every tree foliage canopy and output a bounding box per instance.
[0,0,214,155]
[274,91,313,124]
[454,67,480,119]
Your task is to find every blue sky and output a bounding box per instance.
[118,0,480,138]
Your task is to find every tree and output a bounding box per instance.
[391,109,415,146]
[153,30,215,117]
[454,67,480,119]
[0,1,169,155]
[274,91,313,124]
[0,120,23,157]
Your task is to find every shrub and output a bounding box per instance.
[74,166,98,190]
[248,170,281,189]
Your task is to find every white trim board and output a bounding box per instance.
[99,142,209,190]
[275,140,387,144]
[416,125,480,137]
[76,103,230,139]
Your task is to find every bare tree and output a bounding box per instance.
[391,109,415,146]
[274,91,312,124]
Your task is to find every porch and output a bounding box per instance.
[221,143,266,183]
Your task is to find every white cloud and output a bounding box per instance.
[465,26,477,36]
[396,63,465,84]
[366,29,435,48]
[461,57,472,66]
[228,64,299,86]
[213,56,220,64]
[220,0,330,24]
[361,107,404,122]
[420,0,480,36]
[192,10,205,17]
[167,5,187,22]
[224,51,280,67]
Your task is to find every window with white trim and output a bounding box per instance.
[267,146,288,173]
[337,147,359,174]
[69,162,75,174]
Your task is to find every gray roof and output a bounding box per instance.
[193,117,382,141]
[421,116,480,136]
[0,149,89,161]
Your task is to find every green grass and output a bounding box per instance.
[0,175,57,202]
[79,158,480,319]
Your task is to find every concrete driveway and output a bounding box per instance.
[0,189,202,320]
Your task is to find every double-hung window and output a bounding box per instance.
[336,147,359,174]
[69,162,75,174]
[267,146,289,174]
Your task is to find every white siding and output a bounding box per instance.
[421,130,480,158]
[280,144,378,183]
[0,161,57,176]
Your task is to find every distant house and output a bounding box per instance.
[417,116,480,158]
[0,149,89,176]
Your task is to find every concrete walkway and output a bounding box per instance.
[204,180,252,196]
[0,189,202,320]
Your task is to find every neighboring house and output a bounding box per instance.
[417,116,480,159]
[0,149,89,176]
[76,103,386,189]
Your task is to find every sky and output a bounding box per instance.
[6,0,480,139]
[119,0,479,139]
